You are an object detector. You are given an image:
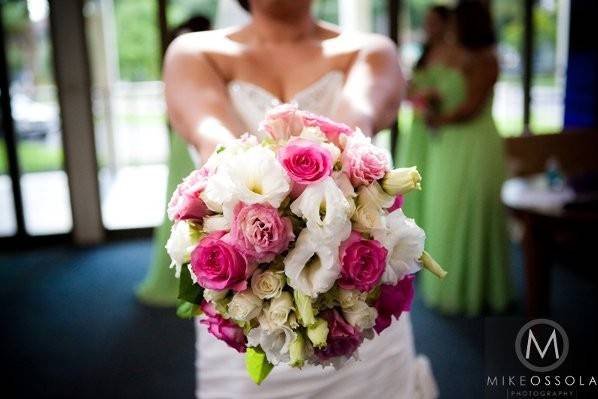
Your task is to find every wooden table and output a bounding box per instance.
[501,175,598,318]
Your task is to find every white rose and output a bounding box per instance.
[266,292,294,326]
[227,290,263,322]
[372,209,426,284]
[342,301,378,330]
[351,182,394,233]
[247,325,297,365]
[251,269,285,299]
[165,221,195,278]
[203,288,228,303]
[322,142,341,165]
[337,288,367,309]
[202,214,230,233]
[299,126,327,142]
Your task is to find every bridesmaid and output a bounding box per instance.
[420,1,512,315]
[397,5,451,225]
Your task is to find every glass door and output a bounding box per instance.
[0,0,72,238]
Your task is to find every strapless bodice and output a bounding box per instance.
[227,70,344,134]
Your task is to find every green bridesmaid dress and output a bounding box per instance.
[135,133,195,306]
[397,68,433,225]
[420,64,512,315]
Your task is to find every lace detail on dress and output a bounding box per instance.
[228,70,344,134]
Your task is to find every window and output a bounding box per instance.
[2,0,72,235]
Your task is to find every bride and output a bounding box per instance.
[163,1,438,398]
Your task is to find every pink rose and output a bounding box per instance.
[300,111,353,146]
[167,168,211,221]
[342,137,390,186]
[277,138,333,184]
[315,309,364,361]
[190,231,249,291]
[387,195,404,212]
[259,103,304,140]
[200,301,247,353]
[227,202,294,263]
[338,231,387,292]
[374,274,415,334]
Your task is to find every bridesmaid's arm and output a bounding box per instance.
[163,34,246,162]
[334,35,404,136]
[432,51,498,126]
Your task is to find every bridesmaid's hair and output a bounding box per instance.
[455,1,497,49]
[414,5,451,70]
[238,0,250,12]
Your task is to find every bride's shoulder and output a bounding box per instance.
[325,28,397,58]
[166,27,244,59]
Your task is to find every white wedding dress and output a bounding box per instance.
[194,71,438,399]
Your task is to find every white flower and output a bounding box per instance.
[290,177,352,244]
[203,289,229,303]
[251,269,285,299]
[372,209,426,284]
[299,126,327,142]
[201,145,290,213]
[337,288,367,309]
[332,171,356,199]
[203,134,258,171]
[227,290,263,322]
[202,214,230,233]
[264,292,294,327]
[342,301,378,330]
[322,142,341,165]
[283,229,341,298]
[165,221,195,278]
[381,166,422,196]
[352,181,394,233]
[357,181,394,209]
[352,204,386,233]
[247,325,297,365]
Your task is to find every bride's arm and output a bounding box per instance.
[334,35,404,136]
[163,35,246,161]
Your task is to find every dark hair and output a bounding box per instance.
[238,0,250,12]
[455,1,496,50]
[169,15,211,44]
[415,5,452,70]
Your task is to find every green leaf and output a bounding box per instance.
[176,301,202,319]
[245,347,274,385]
[178,265,203,305]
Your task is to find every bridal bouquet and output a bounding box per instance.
[165,104,445,384]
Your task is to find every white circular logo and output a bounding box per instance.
[515,319,569,373]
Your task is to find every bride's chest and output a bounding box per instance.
[208,46,355,103]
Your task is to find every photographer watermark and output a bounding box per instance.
[485,318,596,398]
[515,319,569,373]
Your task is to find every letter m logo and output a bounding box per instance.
[525,328,560,360]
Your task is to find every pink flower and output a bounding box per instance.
[374,274,415,334]
[315,309,364,361]
[387,195,404,212]
[277,138,333,185]
[300,111,353,146]
[227,202,294,263]
[338,231,387,292]
[259,103,304,140]
[190,231,249,291]
[167,168,211,221]
[342,136,390,187]
[200,301,247,353]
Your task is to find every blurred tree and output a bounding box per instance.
[113,0,160,81]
